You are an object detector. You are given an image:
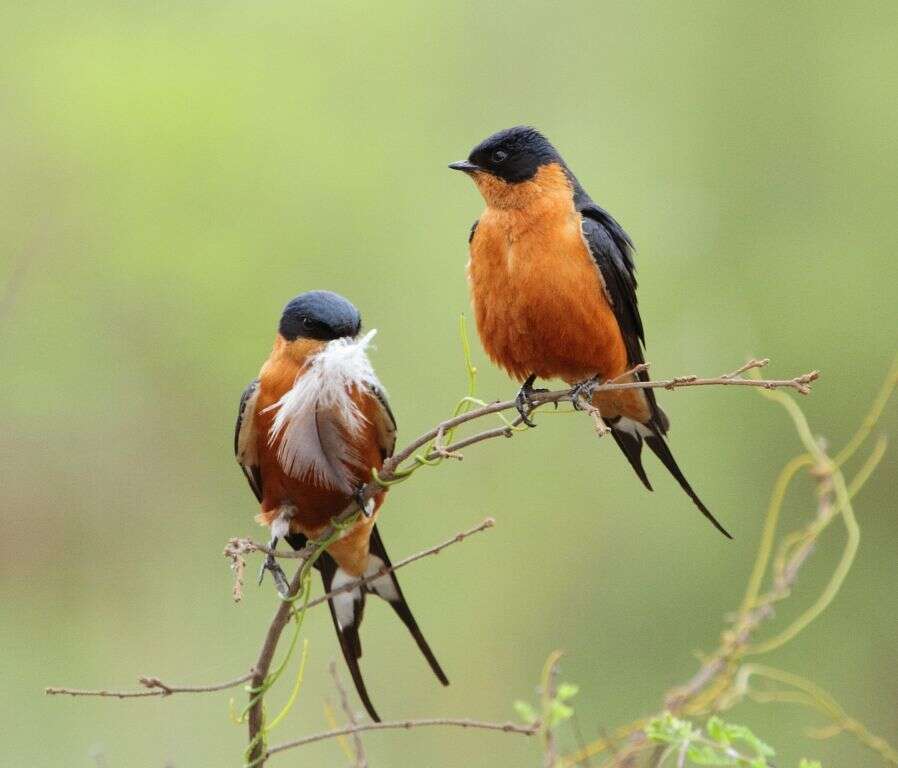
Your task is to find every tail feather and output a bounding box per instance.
[608,418,732,539]
[609,428,653,492]
[368,526,449,686]
[285,532,380,720]
[317,551,382,722]
[644,434,732,539]
[284,525,448,724]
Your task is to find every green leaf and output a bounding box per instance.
[647,713,695,744]
[798,760,822,768]
[723,722,775,757]
[706,716,732,746]
[686,742,735,765]
[556,682,579,701]
[548,700,574,727]
[513,700,537,724]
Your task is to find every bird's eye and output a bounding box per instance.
[301,316,313,327]
[491,150,508,164]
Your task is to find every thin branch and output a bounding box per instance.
[45,671,253,699]
[329,660,367,768]
[244,516,495,765]
[228,517,493,567]
[722,358,769,379]
[247,557,310,765]
[48,516,490,734]
[664,445,842,709]
[305,517,494,609]
[541,651,563,768]
[382,361,818,476]
[265,717,539,758]
[45,688,161,700]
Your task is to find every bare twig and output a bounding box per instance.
[382,362,818,475]
[224,518,495,617]
[264,717,539,758]
[227,517,493,567]
[306,517,494,609]
[247,558,310,765]
[722,358,769,379]
[45,671,253,699]
[244,516,495,765]
[542,651,563,768]
[609,362,652,383]
[433,424,465,460]
[329,661,367,767]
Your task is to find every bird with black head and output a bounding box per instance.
[234,290,448,721]
[450,127,731,538]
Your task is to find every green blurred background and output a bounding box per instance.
[2,2,896,766]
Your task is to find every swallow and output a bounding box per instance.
[450,126,731,538]
[235,290,449,720]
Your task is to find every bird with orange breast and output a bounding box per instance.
[450,126,731,538]
[235,290,448,720]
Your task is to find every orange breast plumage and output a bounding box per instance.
[468,197,629,385]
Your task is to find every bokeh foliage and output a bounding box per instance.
[2,2,896,766]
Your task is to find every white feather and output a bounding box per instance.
[270,517,289,540]
[365,555,399,602]
[616,416,653,439]
[268,504,295,540]
[266,330,383,493]
[331,568,360,629]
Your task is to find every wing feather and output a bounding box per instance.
[235,378,263,501]
[573,184,666,432]
[367,382,397,460]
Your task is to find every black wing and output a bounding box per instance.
[574,187,666,432]
[235,378,264,502]
[573,179,731,538]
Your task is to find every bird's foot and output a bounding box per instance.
[570,375,602,411]
[354,485,373,518]
[515,374,548,427]
[258,538,290,597]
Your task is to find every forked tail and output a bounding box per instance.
[607,412,732,539]
[285,525,448,722]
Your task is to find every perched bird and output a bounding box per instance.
[450,126,731,538]
[235,290,448,720]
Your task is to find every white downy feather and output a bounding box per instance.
[616,416,653,439]
[266,329,382,493]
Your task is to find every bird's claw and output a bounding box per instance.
[258,553,289,596]
[515,391,537,427]
[515,376,548,427]
[570,375,601,411]
[354,485,372,517]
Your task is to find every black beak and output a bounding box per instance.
[448,160,479,173]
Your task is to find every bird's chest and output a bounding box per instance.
[467,209,614,381]
[252,358,383,534]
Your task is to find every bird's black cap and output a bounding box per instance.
[279,290,362,342]
[449,126,561,183]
